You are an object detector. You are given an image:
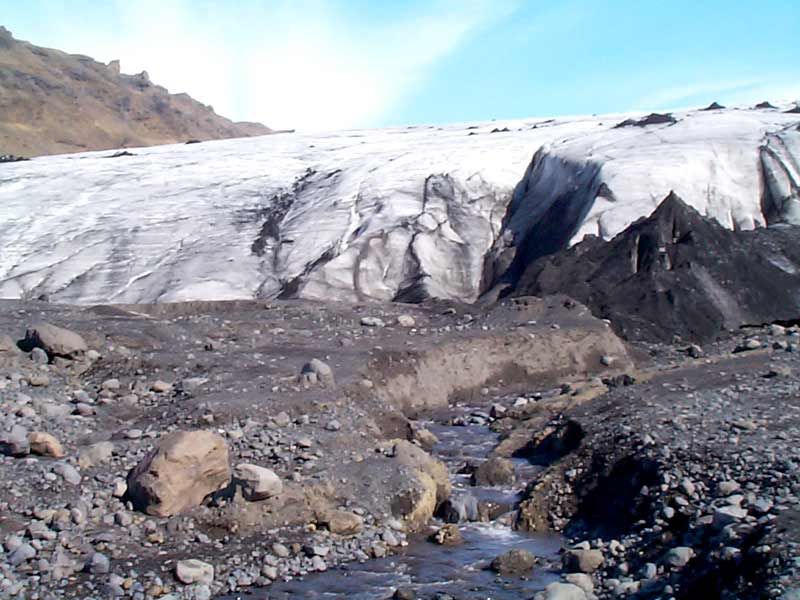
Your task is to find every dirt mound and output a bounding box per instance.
[0,26,271,157]
[506,192,800,342]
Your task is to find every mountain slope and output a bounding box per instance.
[0,105,797,305]
[0,26,271,156]
[508,193,800,342]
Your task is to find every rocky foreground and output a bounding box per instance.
[0,296,797,599]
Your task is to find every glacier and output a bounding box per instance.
[0,105,798,305]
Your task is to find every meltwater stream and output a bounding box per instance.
[243,412,562,599]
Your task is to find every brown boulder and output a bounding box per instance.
[491,548,537,575]
[316,510,364,536]
[28,432,64,458]
[391,471,438,529]
[22,323,87,359]
[471,456,515,486]
[127,430,230,517]
[391,439,451,503]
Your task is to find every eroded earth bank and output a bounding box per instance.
[0,294,797,600]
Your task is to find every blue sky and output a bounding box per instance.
[4,0,799,130]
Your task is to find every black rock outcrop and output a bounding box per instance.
[507,193,800,342]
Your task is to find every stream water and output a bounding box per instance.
[258,423,562,600]
[257,409,563,599]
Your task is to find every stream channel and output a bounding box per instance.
[240,407,562,599]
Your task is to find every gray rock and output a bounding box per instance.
[53,462,81,485]
[564,573,594,593]
[663,546,694,568]
[471,456,515,487]
[713,505,748,528]
[360,316,385,327]
[78,441,115,468]
[9,543,36,565]
[300,358,335,387]
[490,548,536,575]
[233,463,283,501]
[87,552,110,574]
[396,315,416,327]
[563,548,604,573]
[543,582,587,600]
[0,425,30,456]
[175,559,214,585]
[30,347,49,365]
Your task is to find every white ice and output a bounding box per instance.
[0,105,798,304]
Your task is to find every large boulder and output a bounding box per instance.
[127,430,230,516]
[391,440,451,502]
[21,323,87,359]
[391,471,438,529]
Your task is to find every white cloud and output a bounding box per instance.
[53,0,516,131]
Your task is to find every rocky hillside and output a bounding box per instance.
[0,26,271,156]
[506,193,800,343]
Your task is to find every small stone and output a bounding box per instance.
[564,573,594,593]
[717,480,740,496]
[175,559,214,585]
[1,425,30,456]
[490,548,536,575]
[360,316,385,327]
[544,582,587,600]
[686,344,703,358]
[112,478,127,498]
[102,378,121,391]
[430,524,462,546]
[233,463,283,501]
[151,380,172,393]
[713,505,747,529]
[311,555,327,571]
[30,347,49,364]
[663,546,694,568]
[396,315,416,327]
[9,543,36,565]
[272,543,290,558]
[317,510,363,536]
[79,441,115,468]
[471,456,515,486]
[563,549,604,573]
[300,358,335,387]
[87,552,110,574]
[53,462,81,485]
[325,420,341,432]
[261,565,278,579]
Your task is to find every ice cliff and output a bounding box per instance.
[0,105,798,304]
